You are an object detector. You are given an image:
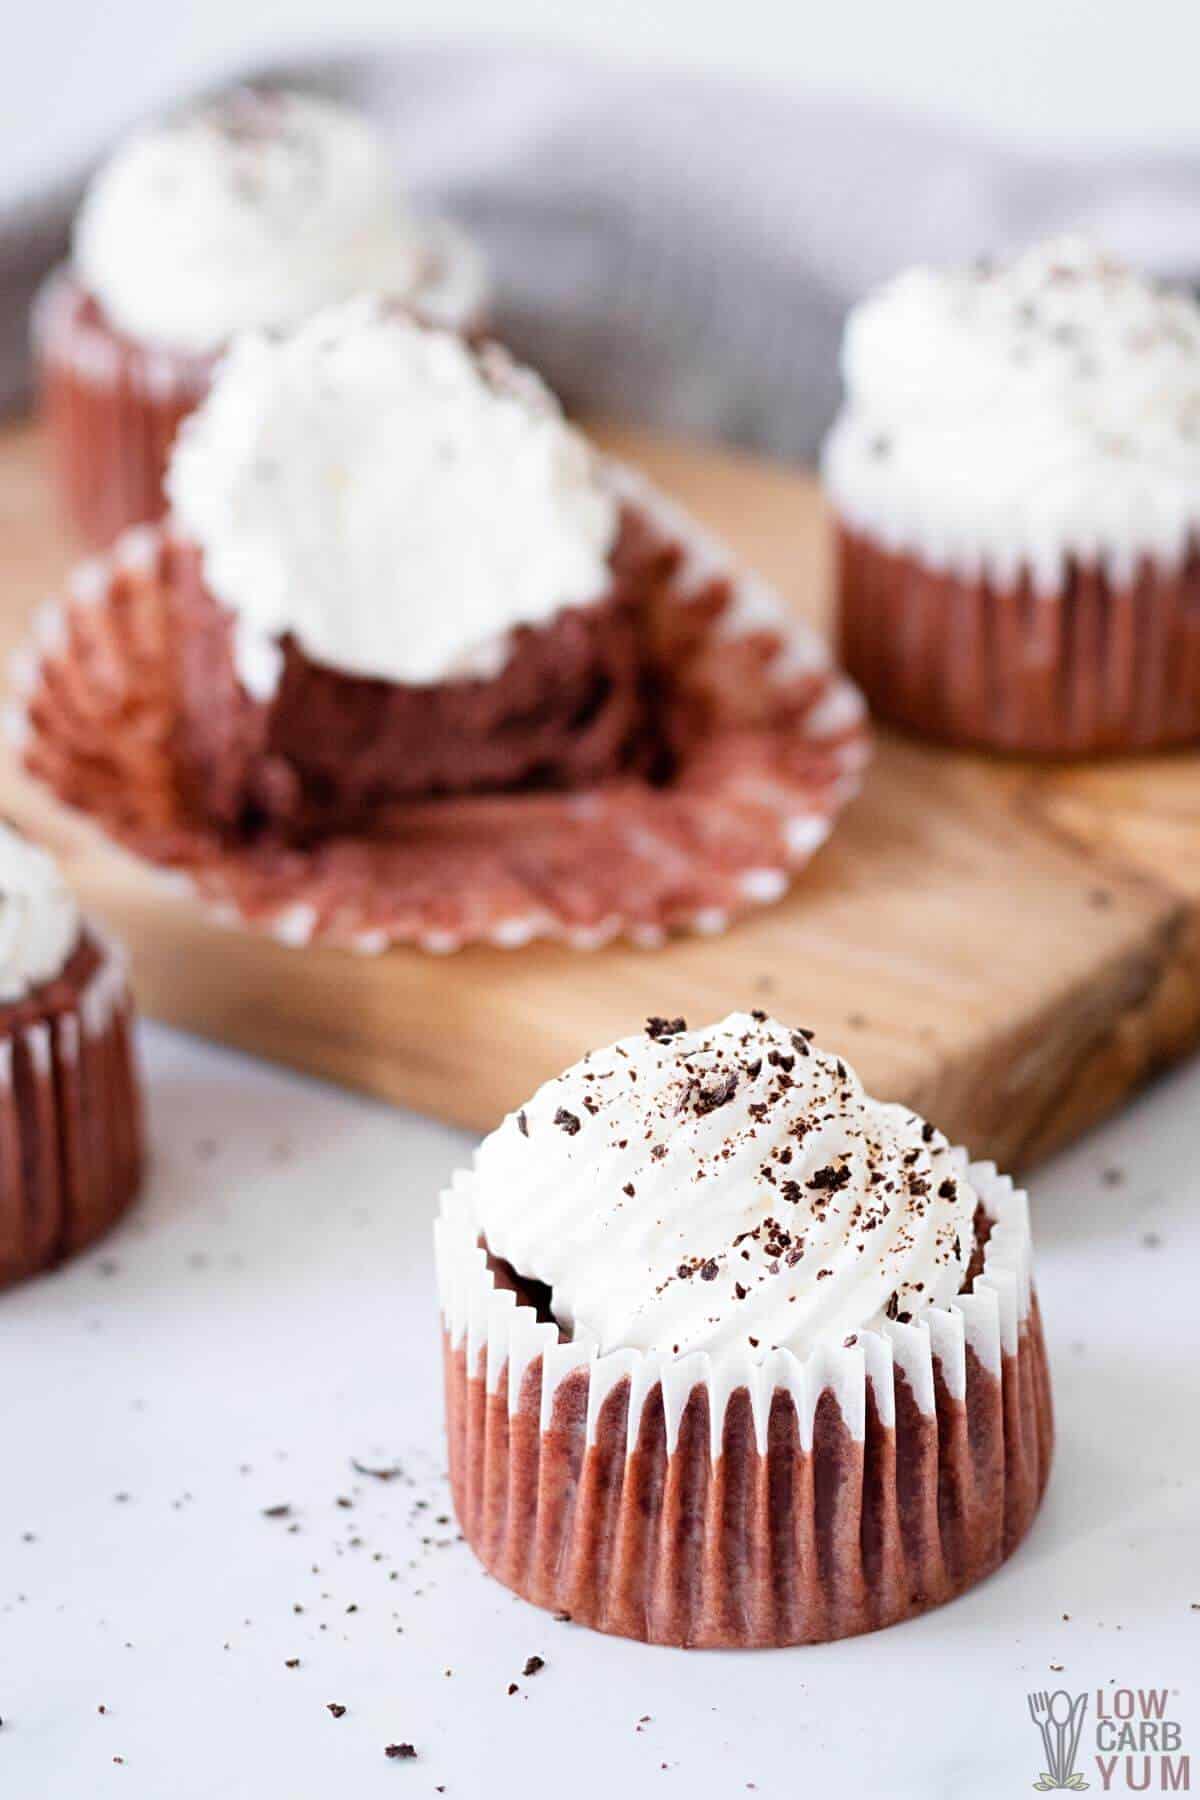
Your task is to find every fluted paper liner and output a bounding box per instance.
[32,248,491,548]
[0,928,142,1287]
[435,1156,1052,1647]
[12,465,869,955]
[837,522,1200,755]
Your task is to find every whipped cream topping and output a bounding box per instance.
[823,237,1200,589]
[0,825,81,1003]
[166,299,619,697]
[474,1012,977,1360]
[73,89,440,353]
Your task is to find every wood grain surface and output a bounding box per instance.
[2,415,1198,1168]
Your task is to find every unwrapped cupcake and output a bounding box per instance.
[824,238,1200,755]
[160,301,647,839]
[436,1012,1052,1647]
[18,298,867,952]
[0,825,141,1287]
[34,86,489,546]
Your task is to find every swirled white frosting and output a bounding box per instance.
[474,1012,977,1359]
[823,237,1200,590]
[166,299,620,696]
[72,88,471,353]
[0,826,81,1004]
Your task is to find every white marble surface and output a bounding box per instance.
[1,1020,1197,1798]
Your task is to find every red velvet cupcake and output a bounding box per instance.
[33,87,489,547]
[823,239,1200,755]
[0,826,142,1287]
[435,1012,1051,1647]
[157,301,653,838]
[17,303,868,952]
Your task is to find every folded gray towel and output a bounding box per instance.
[5,42,1200,458]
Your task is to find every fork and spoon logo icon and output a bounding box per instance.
[1028,1689,1090,1791]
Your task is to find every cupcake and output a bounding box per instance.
[160,301,647,839]
[436,1012,1051,1647]
[33,86,489,547]
[0,825,141,1287]
[824,238,1200,755]
[17,302,868,951]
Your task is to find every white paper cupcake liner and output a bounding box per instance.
[435,1156,1052,1646]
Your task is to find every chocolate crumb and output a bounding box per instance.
[517,1109,529,1137]
[699,1259,720,1282]
[807,1164,851,1193]
[693,1071,739,1116]
[646,1016,687,1040]
[350,1459,404,1482]
[554,1108,581,1136]
[553,1610,572,1622]
[385,1743,417,1759]
[327,1704,346,1718]
[261,1504,291,1519]
[507,1683,519,1696]
[522,1655,545,1676]
[285,1659,300,1669]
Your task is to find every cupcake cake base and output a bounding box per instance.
[12,465,869,954]
[166,521,654,838]
[436,1160,1052,1648]
[838,526,1200,756]
[0,928,142,1287]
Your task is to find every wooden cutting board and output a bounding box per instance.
[2,415,1199,1169]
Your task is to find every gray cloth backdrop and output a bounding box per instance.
[4,42,1200,460]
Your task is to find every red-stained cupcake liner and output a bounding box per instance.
[11,465,869,955]
[836,522,1200,756]
[32,245,491,549]
[0,927,142,1288]
[32,268,212,550]
[435,1158,1052,1648]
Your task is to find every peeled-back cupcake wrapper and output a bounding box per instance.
[11,462,869,955]
[837,523,1200,756]
[0,929,142,1287]
[32,250,491,549]
[435,1157,1052,1648]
